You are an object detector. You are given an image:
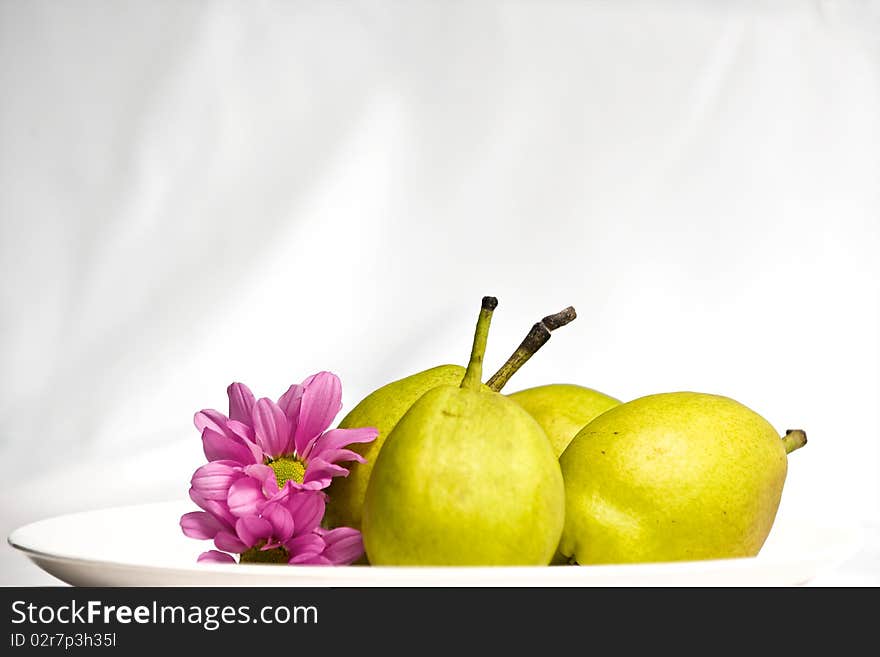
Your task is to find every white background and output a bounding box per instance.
[1,0,878,584]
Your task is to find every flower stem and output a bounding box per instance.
[239,545,289,564]
[782,429,807,454]
[461,296,497,391]
[486,306,577,392]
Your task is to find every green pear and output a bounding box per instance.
[325,306,576,530]
[325,364,466,529]
[508,384,621,457]
[559,392,807,564]
[362,297,565,565]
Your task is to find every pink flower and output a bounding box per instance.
[195,372,377,492]
[179,372,376,565]
[182,486,363,565]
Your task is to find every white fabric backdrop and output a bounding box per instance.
[1,0,878,584]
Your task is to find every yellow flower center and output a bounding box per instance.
[267,456,305,488]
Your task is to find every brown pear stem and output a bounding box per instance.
[782,429,807,454]
[485,306,577,392]
[541,306,577,331]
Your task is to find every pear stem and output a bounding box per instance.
[461,296,498,391]
[486,306,577,392]
[782,429,807,454]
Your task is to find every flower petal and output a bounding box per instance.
[290,552,332,565]
[288,480,326,491]
[302,458,350,488]
[285,532,326,562]
[235,516,273,548]
[194,409,233,437]
[318,527,364,565]
[286,490,326,534]
[278,383,305,425]
[227,420,255,442]
[227,421,264,464]
[252,398,292,459]
[180,511,224,540]
[293,372,342,458]
[244,463,280,497]
[227,382,256,424]
[191,461,241,501]
[262,502,295,543]
[227,476,266,518]
[214,530,248,553]
[189,488,236,528]
[312,427,378,455]
[198,550,237,564]
[311,448,367,466]
[202,429,254,464]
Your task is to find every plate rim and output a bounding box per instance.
[7,500,864,582]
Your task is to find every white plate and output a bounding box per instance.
[7,501,862,586]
